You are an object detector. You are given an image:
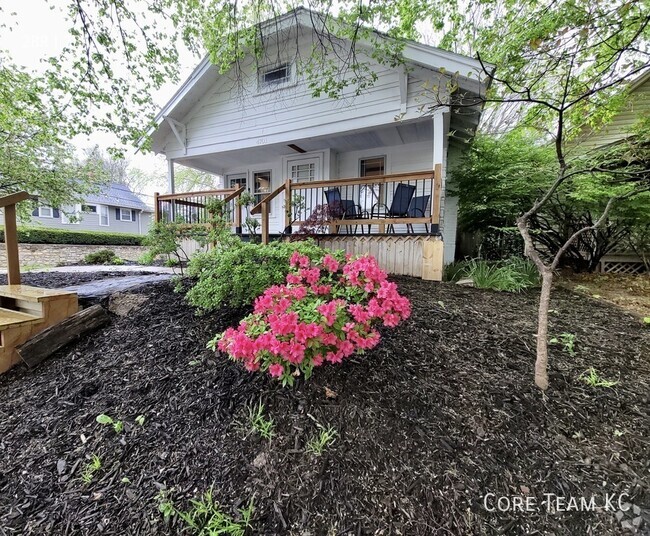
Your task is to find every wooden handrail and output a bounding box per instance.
[250,183,287,215]
[290,170,434,190]
[223,186,246,203]
[157,188,238,201]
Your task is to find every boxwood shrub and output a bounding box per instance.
[0,226,145,246]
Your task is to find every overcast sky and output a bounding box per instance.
[0,0,199,197]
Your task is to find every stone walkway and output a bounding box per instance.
[63,274,174,300]
[26,265,175,274]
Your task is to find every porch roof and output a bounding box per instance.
[173,117,443,175]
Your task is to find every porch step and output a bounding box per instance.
[0,285,79,374]
[0,308,42,332]
[0,285,77,303]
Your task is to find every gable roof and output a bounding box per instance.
[85,183,151,212]
[147,7,493,144]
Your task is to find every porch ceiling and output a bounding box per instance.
[175,119,434,174]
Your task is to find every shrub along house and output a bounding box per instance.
[29,183,153,235]
[148,8,492,280]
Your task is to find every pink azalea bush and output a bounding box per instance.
[209,252,411,385]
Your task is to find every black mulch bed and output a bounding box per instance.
[0,278,649,535]
[0,271,157,289]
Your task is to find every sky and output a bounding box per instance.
[0,0,199,198]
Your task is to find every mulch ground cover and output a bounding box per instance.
[0,277,648,535]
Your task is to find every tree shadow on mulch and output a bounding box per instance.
[0,277,648,535]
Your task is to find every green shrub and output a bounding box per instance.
[83,249,124,265]
[1,226,144,246]
[186,239,337,311]
[444,259,472,282]
[445,257,540,291]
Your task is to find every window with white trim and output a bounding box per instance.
[258,63,291,89]
[61,204,81,224]
[359,156,386,212]
[99,205,109,226]
[119,208,133,221]
[82,204,97,213]
[38,206,53,218]
[253,171,272,212]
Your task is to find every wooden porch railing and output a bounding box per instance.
[251,165,443,245]
[154,187,245,232]
[1,191,30,285]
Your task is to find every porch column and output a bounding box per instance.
[422,109,448,282]
[167,159,175,194]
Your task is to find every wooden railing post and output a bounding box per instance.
[235,199,242,234]
[261,202,269,245]
[284,178,292,234]
[0,192,30,285]
[431,163,442,229]
[153,192,160,223]
[5,204,20,285]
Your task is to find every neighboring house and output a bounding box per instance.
[147,8,492,274]
[573,68,650,151]
[572,68,650,274]
[29,183,153,235]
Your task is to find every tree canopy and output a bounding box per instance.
[0,62,105,212]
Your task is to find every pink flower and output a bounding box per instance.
[269,363,284,377]
[216,253,410,381]
[322,254,340,273]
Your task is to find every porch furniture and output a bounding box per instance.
[406,194,431,234]
[324,188,364,235]
[371,183,416,234]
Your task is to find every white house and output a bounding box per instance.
[147,8,492,277]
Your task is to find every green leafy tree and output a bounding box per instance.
[452,128,649,271]
[0,62,105,214]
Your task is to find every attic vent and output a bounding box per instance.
[259,63,291,88]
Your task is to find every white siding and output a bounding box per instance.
[161,32,445,159]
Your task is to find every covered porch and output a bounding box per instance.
[155,114,451,280]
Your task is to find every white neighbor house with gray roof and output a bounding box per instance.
[28,183,153,235]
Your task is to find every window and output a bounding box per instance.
[253,171,272,210]
[61,205,81,224]
[99,205,109,226]
[258,63,291,89]
[38,206,53,218]
[290,162,316,183]
[227,173,247,190]
[360,157,386,177]
[360,156,386,212]
[82,204,97,213]
[119,208,133,221]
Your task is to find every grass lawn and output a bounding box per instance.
[0,277,648,535]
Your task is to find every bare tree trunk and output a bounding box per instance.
[535,270,554,390]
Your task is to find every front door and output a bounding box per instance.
[287,156,321,183]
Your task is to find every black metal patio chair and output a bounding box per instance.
[324,188,364,234]
[406,194,431,234]
[371,183,416,233]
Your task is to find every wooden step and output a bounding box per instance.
[0,285,77,303]
[0,307,42,332]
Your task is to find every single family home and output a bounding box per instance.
[147,8,492,279]
[29,182,154,235]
